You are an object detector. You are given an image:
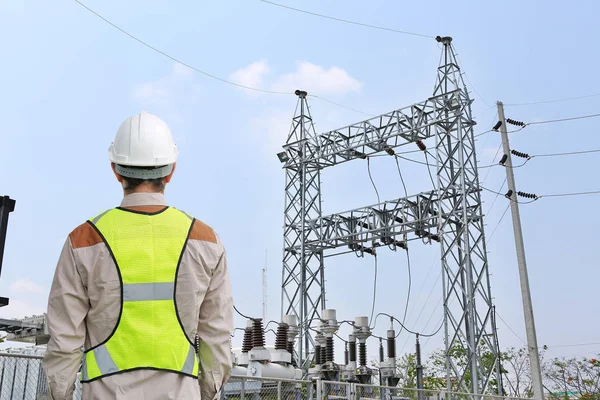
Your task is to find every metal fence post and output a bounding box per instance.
[22,359,30,400]
[316,378,322,400]
[277,381,282,400]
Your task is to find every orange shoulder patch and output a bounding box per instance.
[69,222,103,249]
[189,219,217,243]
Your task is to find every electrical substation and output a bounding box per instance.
[227,35,504,397]
[0,37,511,399]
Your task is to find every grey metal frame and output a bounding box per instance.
[280,39,501,396]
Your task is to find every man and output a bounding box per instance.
[42,111,233,400]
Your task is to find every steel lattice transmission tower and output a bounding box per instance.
[279,38,501,395]
[280,90,325,371]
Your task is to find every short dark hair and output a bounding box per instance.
[117,165,166,194]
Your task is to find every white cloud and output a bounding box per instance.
[131,63,198,126]
[132,63,192,104]
[272,62,363,95]
[0,300,46,320]
[229,61,271,95]
[250,111,294,153]
[230,61,363,96]
[9,279,46,295]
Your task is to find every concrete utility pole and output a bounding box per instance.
[416,334,424,400]
[496,101,545,400]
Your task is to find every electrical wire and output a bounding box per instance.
[480,148,600,169]
[505,92,600,107]
[424,151,437,189]
[484,178,506,215]
[541,190,600,198]
[74,0,290,95]
[479,160,530,169]
[394,157,409,198]
[311,95,374,117]
[234,305,254,320]
[397,250,413,337]
[526,112,600,126]
[369,255,378,327]
[495,311,526,345]
[534,148,600,158]
[258,0,435,39]
[395,154,431,166]
[394,156,412,334]
[544,342,600,349]
[73,0,373,116]
[371,312,443,338]
[366,158,381,205]
[481,144,502,186]
[487,204,510,242]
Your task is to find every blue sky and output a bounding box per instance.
[1,0,599,364]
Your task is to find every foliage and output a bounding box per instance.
[370,344,600,399]
[543,355,600,400]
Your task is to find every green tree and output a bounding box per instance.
[543,354,600,400]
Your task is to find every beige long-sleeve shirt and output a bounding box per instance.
[42,193,234,400]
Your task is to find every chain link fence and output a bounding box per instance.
[220,376,318,400]
[0,353,533,400]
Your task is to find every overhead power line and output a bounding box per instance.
[505,92,600,107]
[534,148,600,158]
[526,112,600,126]
[541,190,600,198]
[259,0,434,39]
[73,0,373,116]
[73,0,291,95]
[545,342,600,349]
[371,312,443,338]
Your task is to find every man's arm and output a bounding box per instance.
[42,237,89,400]
[197,248,234,400]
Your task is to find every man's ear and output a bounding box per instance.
[111,163,124,183]
[164,162,176,184]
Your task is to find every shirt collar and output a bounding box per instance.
[120,192,167,207]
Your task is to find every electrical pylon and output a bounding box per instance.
[279,38,501,396]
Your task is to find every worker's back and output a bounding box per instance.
[43,193,233,400]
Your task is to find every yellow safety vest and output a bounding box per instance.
[81,206,199,383]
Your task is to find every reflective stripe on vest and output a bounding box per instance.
[81,206,199,383]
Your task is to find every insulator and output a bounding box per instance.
[359,342,367,367]
[320,344,327,364]
[387,331,396,359]
[326,337,334,362]
[511,149,531,159]
[351,149,367,159]
[315,345,322,365]
[349,340,357,362]
[505,189,514,199]
[499,154,508,165]
[416,140,427,151]
[344,343,349,365]
[287,340,294,355]
[493,121,502,131]
[242,326,253,353]
[385,147,395,156]
[251,318,265,348]
[275,323,289,350]
[379,339,384,362]
[506,118,526,127]
[518,191,538,199]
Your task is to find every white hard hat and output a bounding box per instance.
[109,111,179,179]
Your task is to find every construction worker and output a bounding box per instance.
[42,111,234,400]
